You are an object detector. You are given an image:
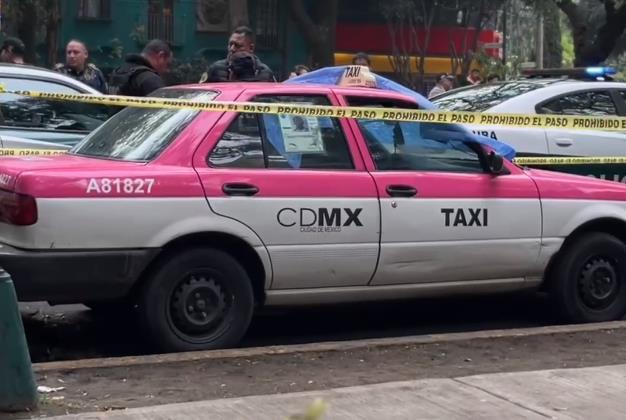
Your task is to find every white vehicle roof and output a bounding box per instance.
[0,63,102,95]
[0,134,72,150]
[432,78,626,114]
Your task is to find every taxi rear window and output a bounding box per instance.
[71,89,218,161]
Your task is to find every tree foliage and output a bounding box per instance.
[382,0,505,89]
[3,0,60,66]
[551,0,626,65]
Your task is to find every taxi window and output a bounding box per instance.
[72,89,218,161]
[347,97,483,173]
[0,77,110,132]
[208,95,354,170]
[538,90,617,116]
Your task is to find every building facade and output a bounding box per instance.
[61,0,311,80]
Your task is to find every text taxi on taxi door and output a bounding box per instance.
[1,66,626,353]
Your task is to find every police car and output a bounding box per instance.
[431,67,626,182]
[2,67,626,353]
[0,64,108,147]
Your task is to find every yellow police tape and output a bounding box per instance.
[0,148,66,157]
[513,156,626,165]
[1,86,626,132]
[0,146,624,167]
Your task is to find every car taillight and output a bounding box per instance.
[0,189,37,226]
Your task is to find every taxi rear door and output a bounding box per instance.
[192,87,381,290]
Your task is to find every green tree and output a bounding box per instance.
[554,0,626,65]
[542,1,563,67]
[382,0,438,91]
[4,0,60,66]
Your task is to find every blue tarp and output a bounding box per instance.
[284,66,516,160]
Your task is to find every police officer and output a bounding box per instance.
[54,40,107,93]
[109,39,172,97]
[199,26,274,83]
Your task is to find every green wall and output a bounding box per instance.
[55,0,310,81]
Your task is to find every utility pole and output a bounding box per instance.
[536,8,544,69]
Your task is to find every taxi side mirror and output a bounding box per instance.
[487,151,505,174]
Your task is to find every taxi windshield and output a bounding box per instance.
[432,80,558,112]
[71,89,218,161]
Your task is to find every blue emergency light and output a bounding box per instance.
[522,66,616,80]
[585,67,616,77]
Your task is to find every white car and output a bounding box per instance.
[0,63,109,147]
[432,68,626,182]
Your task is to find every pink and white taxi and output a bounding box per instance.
[1,82,626,352]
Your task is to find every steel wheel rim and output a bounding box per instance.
[578,257,620,310]
[167,269,233,344]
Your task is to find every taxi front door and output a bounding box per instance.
[342,96,543,286]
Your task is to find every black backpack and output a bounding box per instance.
[108,65,154,96]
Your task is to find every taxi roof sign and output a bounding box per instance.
[338,65,377,88]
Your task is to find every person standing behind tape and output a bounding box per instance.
[0,37,25,64]
[109,39,173,96]
[199,26,274,83]
[54,40,108,93]
[428,74,455,99]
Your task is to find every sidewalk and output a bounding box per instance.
[48,364,626,420]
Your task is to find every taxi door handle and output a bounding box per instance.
[386,185,417,198]
[555,138,573,147]
[222,183,259,196]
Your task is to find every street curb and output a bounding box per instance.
[33,320,626,373]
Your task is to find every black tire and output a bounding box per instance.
[550,232,626,323]
[137,247,254,353]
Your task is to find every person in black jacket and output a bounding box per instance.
[199,26,274,83]
[109,39,173,96]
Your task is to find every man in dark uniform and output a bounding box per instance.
[199,26,274,83]
[109,39,172,96]
[54,40,107,93]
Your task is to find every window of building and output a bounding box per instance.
[255,0,280,49]
[538,91,617,116]
[77,0,111,19]
[148,0,175,43]
[209,95,354,170]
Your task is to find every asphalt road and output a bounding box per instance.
[20,291,560,363]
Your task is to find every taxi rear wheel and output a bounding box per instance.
[137,247,254,353]
[550,232,626,323]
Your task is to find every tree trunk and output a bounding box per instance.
[290,0,338,68]
[542,1,562,67]
[16,1,38,64]
[45,0,61,67]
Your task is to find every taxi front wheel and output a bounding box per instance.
[137,247,254,353]
[550,232,626,323]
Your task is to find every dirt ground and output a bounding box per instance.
[6,327,626,419]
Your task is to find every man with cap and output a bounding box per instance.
[428,73,455,99]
